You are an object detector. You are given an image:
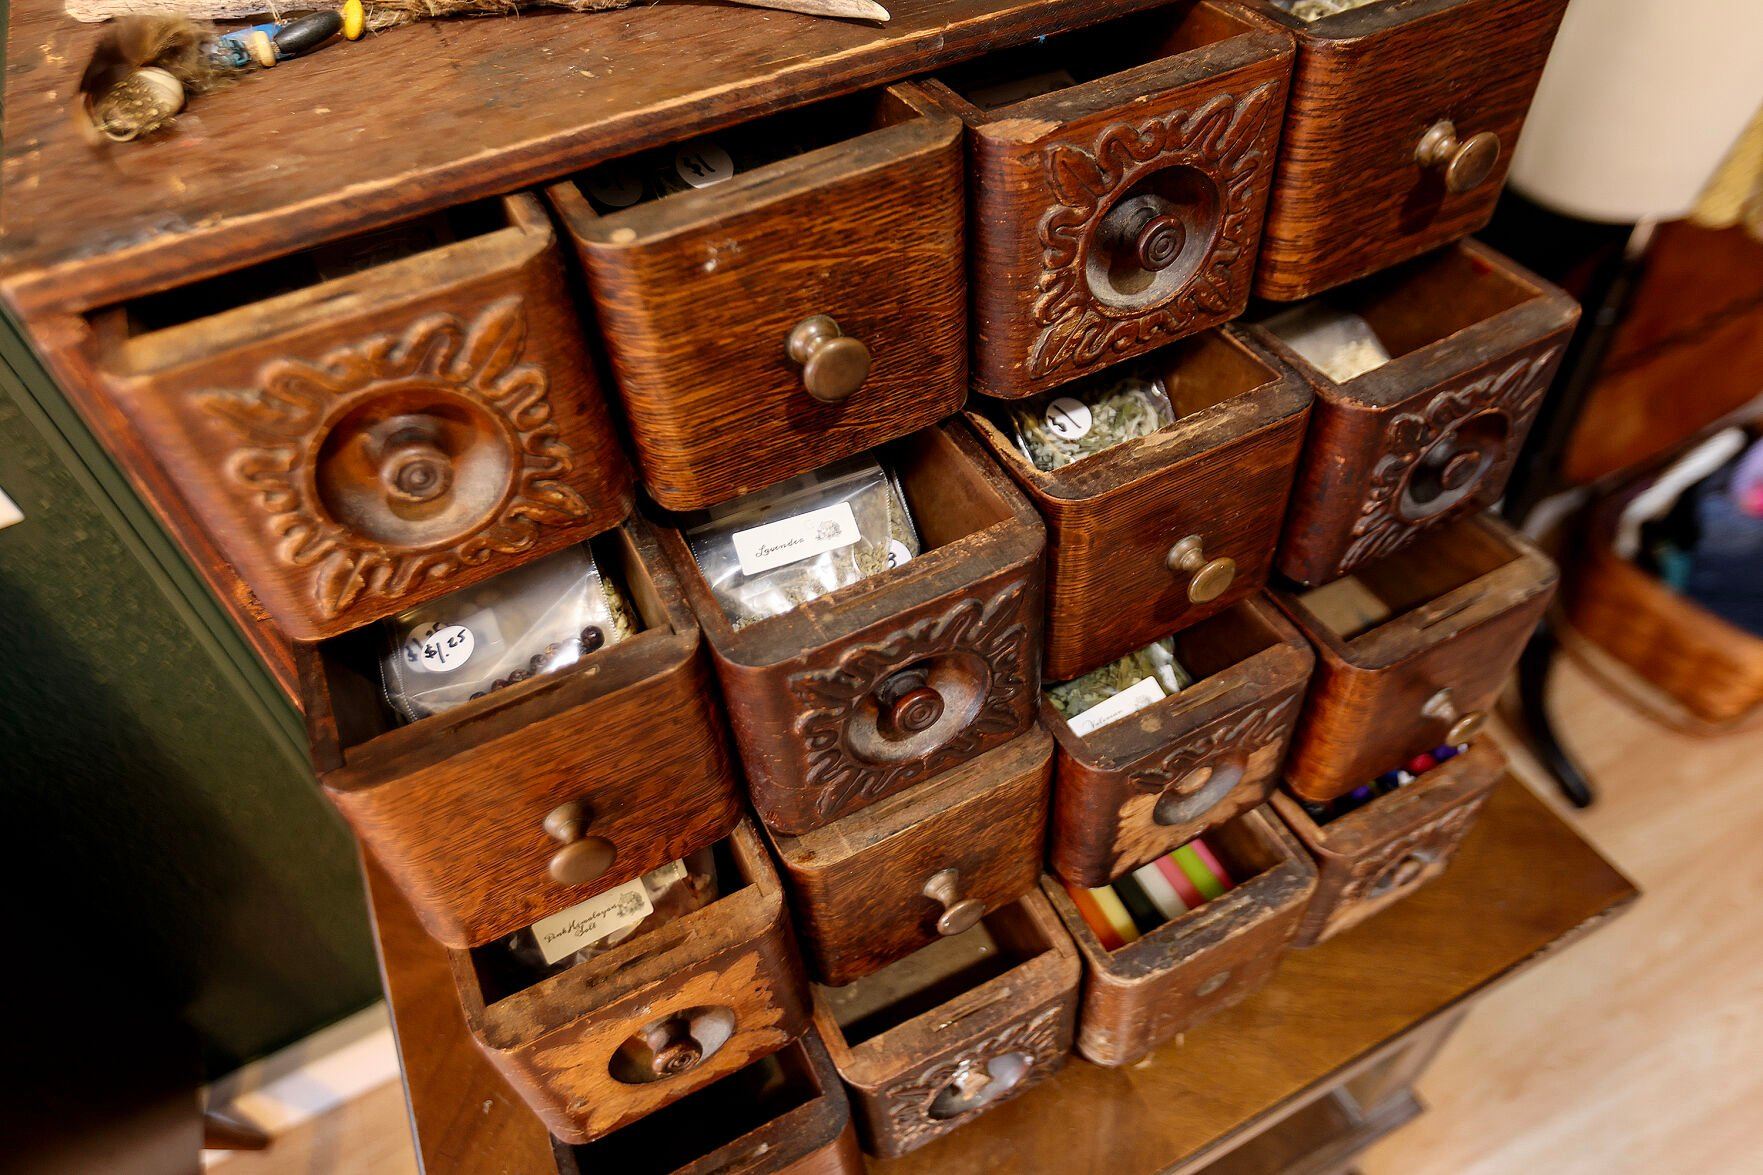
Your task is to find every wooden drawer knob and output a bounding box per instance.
[1415,120,1501,195]
[1420,688,1486,745]
[875,668,945,740]
[1166,535,1236,604]
[1375,851,1434,896]
[1134,213,1187,272]
[379,434,455,506]
[922,868,985,937]
[787,314,870,404]
[543,800,616,887]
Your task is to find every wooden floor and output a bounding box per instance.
[210,656,1763,1174]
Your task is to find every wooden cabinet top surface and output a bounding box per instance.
[0,0,1175,317]
[366,771,1637,1174]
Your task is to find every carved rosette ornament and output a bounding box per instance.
[1339,349,1559,573]
[880,1005,1068,1148]
[1124,694,1298,827]
[1336,802,1483,915]
[201,299,589,619]
[789,580,1034,824]
[1030,84,1282,381]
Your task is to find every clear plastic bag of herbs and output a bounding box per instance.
[1007,369,1176,472]
[379,545,637,723]
[1046,637,1195,734]
[685,456,920,628]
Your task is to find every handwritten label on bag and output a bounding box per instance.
[403,622,475,673]
[1067,676,1166,737]
[1045,397,1093,440]
[674,141,735,189]
[732,502,861,576]
[887,539,914,570]
[531,881,655,965]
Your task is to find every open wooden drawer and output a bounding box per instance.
[655,423,1045,835]
[63,194,633,640]
[1042,805,1315,1066]
[452,821,809,1144]
[1239,0,1570,300]
[967,327,1310,680]
[813,890,1080,1158]
[1245,241,1577,587]
[910,1,1292,397]
[769,726,1052,987]
[1042,597,1312,887]
[548,86,965,511]
[299,516,740,947]
[1272,511,1554,803]
[1272,740,1505,946]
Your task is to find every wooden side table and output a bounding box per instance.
[366,773,1636,1173]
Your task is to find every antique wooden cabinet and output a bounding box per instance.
[1041,806,1315,1066]
[1272,740,1506,946]
[1238,0,1571,300]
[1273,512,1555,803]
[1245,241,1578,587]
[1041,597,1313,887]
[769,727,1053,986]
[913,2,1291,397]
[656,424,1046,835]
[812,890,1080,1157]
[548,86,966,511]
[967,327,1310,680]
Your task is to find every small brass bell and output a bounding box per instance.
[92,67,185,142]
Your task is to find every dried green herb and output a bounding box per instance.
[1009,372,1175,472]
[1047,639,1194,720]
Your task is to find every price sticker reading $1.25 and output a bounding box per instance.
[403,621,475,673]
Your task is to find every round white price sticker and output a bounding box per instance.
[404,622,475,674]
[887,539,914,570]
[585,165,646,209]
[1044,397,1093,440]
[673,141,735,189]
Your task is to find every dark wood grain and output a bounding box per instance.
[1041,805,1316,1066]
[1042,596,1313,887]
[913,1,1291,397]
[300,518,742,947]
[967,327,1310,680]
[451,821,810,1144]
[1271,739,1505,947]
[369,771,1636,1175]
[35,195,633,641]
[1241,0,1569,301]
[550,87,965,510]
[0,0,1195,318]
[655,424,1046,835]
[813,890,1080,1158]
[769,725,1052,986]
[1272,511,1555,804]
[1247,241,1578,588]
[1565,478,1763,727]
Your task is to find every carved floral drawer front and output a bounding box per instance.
[1274,739,1505,947]
[1242,0,1571,301]
[657,424,1047,836]
[1274,512,1556,804]
[1043,597,1314,888]
[813,891,1080,1159]
[913,1,1292,398]
[549,86,965,512]
[72,195,631,641]
[770,726,1053,987]
[1248,242,1578,588]
[451,822,811,1144]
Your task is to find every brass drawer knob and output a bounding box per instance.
[875,668,944,740]
[1420,688,1485,745]
[1166,535,1236,604]
[787,314,871,404]
[1415,120,1501,195]
[543,800,616,887]
[922,868,985,937]
[1134,213,1187,272]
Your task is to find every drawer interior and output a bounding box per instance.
[317,527,672,757]
[555,1038,823,1171]
[818,901,1053,1046]
[466,832,750,1007]
[1253,246,1544,389]
[935,1,1260,112]
[93,199,521,370]
[566,88,926,217]
[1293,518,1520,642]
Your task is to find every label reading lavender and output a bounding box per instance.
[531,881,655,965]
[1067,676,1167,737]
[732,501,860,576]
